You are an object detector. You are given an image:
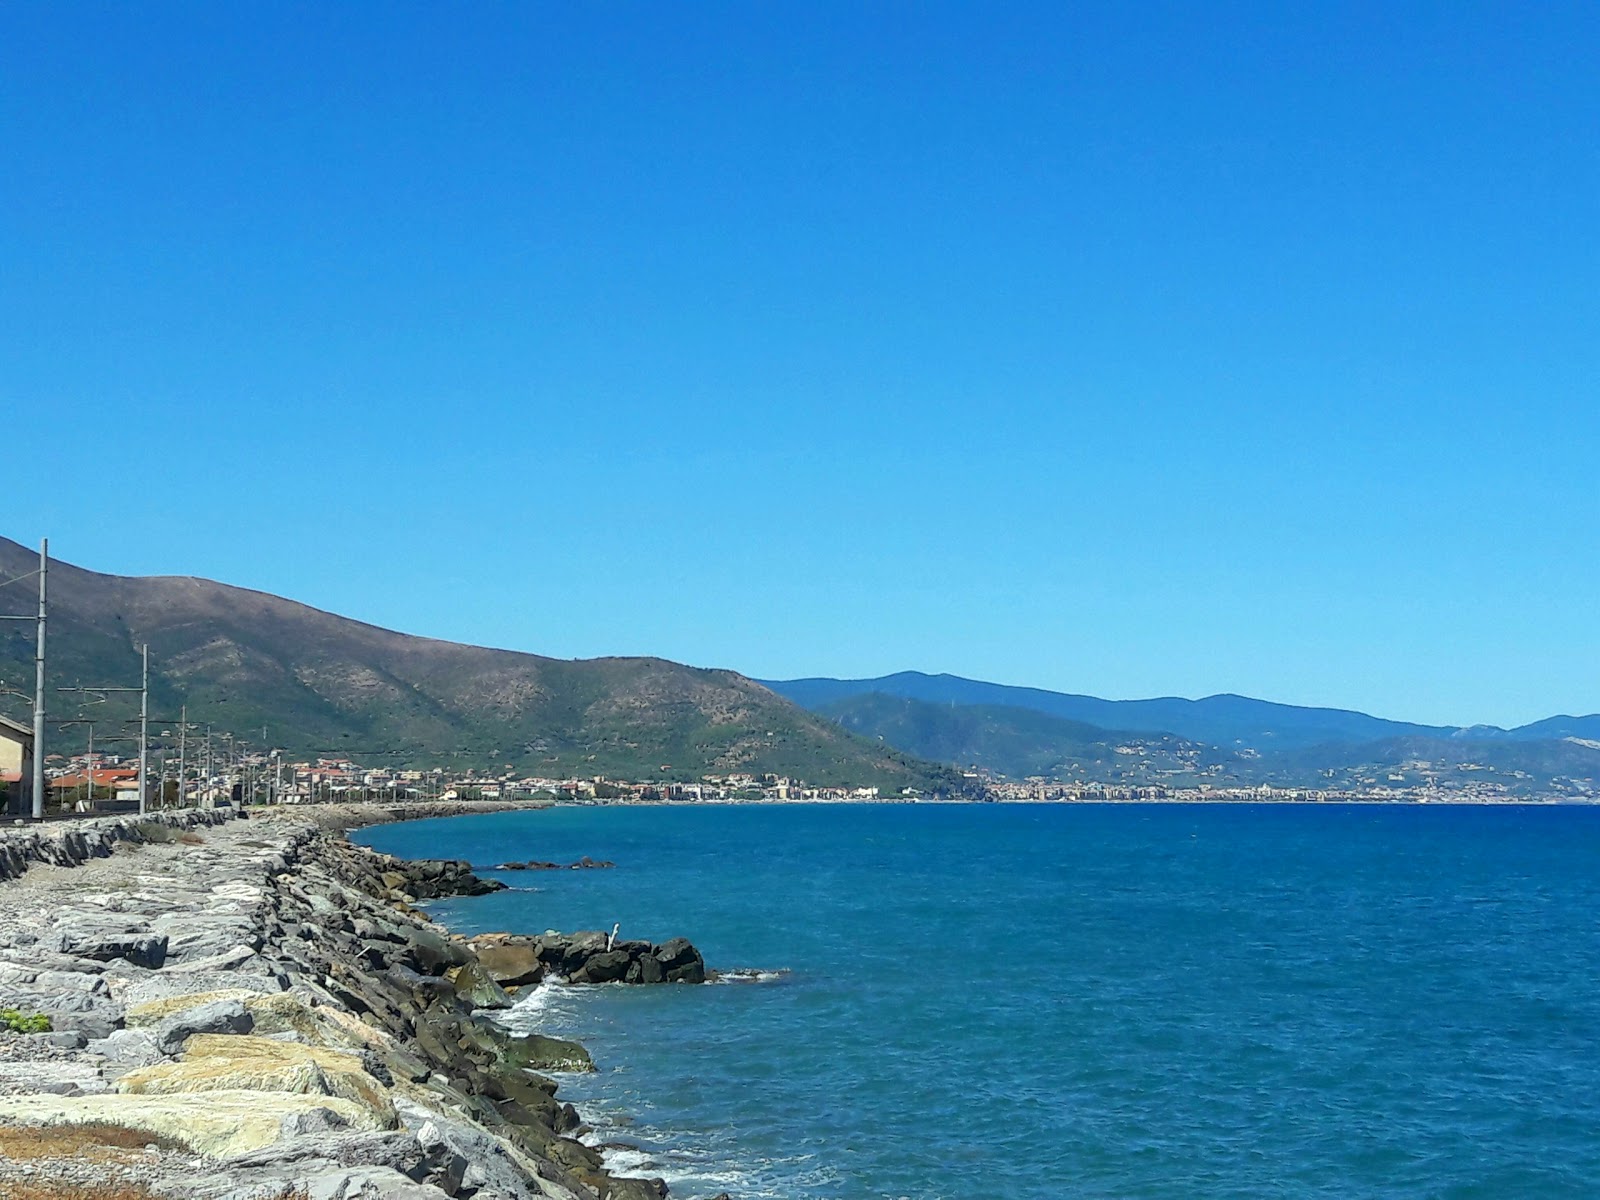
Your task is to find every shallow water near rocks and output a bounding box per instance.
[358,802,1600,1199]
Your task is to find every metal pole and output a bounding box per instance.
[204,726,212,809]
[30,538,47,821]
[137,645,149,815]
[177,705,186,809]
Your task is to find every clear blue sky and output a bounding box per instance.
[4,3,1596,728]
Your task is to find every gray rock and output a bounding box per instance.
[155,997,255,1054]
[408,928,471,976]
[0,1060,108,1096]
[121,970,285,1007]
[52,928,169,969]
[161,943,263,974]
[88,1028,165,1068]
[452,960,513,1010]
[208,1166,451,1200]
[568,949,631,985]
[397,1098,558,1200]
[44,1010,121,1040]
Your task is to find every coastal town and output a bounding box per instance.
[9,739,1589,816]
[10,745,896,812]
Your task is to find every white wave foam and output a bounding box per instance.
[708,967,792,985]
[499,976,569,1031]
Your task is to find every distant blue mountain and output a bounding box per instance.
[1501,715,1600,742]
[761,671,1597,751]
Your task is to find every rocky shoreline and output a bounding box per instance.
[0,805,711,1200]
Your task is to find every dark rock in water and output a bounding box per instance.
[606,1177,670,1200]
[652,936,707,983]
[652,937,698,972]
[665,960,705,985]
[569,949,631,985]
[495,929,706,986]
[452,959,513,1009]
[403,858,507,898]
[493,857,615,871]
[474,939,545,988]
[497,1030,595,1073]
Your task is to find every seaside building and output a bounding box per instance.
[0,714,33,817]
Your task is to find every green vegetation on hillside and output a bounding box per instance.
[0,538,974,795]
[821,692,1241,785]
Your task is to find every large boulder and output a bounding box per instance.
[395,1096,570,1200]
[154,998,255,1054]
[568,949,632,985]
[127,988,262,1028]
[406,927,472,976]
[118,1033,397,1127]
[496,1030,594,1074]
[0,1090,388,1158]
[52,927,168,969]
[653,937,706,984]
[472,939,545,988]
[450,960,513,1009]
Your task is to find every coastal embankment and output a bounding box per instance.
[0,804,707,1200]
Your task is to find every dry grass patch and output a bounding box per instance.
[0,1122,188,1161]
[5,1183,167,1200]
[177,831,207,846]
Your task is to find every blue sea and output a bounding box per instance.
[356,803,1600,1200]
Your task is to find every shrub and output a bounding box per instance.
[0,1007,52,1033]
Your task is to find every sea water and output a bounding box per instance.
[357,803,1600,1199]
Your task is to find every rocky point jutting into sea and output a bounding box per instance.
[0,803,709,1200]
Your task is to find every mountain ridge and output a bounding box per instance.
[0,538,972,793]
[763,670,1598,748]
[813,691,1600,798]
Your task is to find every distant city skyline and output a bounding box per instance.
[4,5,1595,729]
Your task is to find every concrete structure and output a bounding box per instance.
[0,713,35,817]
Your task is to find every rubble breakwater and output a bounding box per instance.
[0,806,708,1200]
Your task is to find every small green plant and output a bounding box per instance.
[1,1007,54,1033]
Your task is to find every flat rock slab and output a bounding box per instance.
[119,1033,397,1126]
[0,1089,388,1159]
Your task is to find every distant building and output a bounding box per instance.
[0,714,34,816]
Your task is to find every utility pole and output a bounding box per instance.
[0,539,48,819]
[32,539,46,821]
[82,723,93,811]
[204,726,212,809]
[177,705,187,809]
[137,645,149,815]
